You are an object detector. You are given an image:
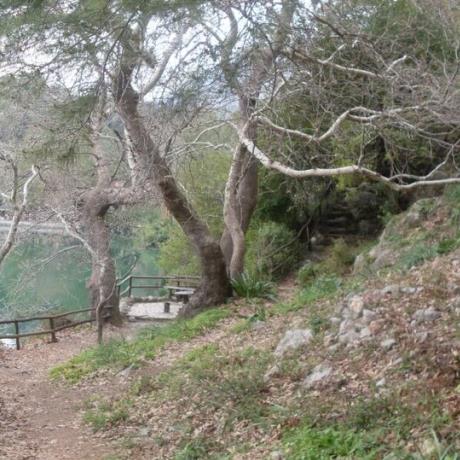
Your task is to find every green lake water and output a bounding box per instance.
[0,233,159,322]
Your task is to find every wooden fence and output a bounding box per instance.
[0,308,107,351]
[116,275,200,298]
[0,275,200,350]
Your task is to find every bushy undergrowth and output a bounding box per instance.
[297,238,359,286]
[245,221,301,279]
[231,272,275,299]
[282,424,381,459]
[50,308,230,383]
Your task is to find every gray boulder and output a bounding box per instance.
[274,329,313,358]
[303,363,333,389]
[413,307,441,323]
[380,338,397,350]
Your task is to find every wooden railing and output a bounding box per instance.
[0,275,200,351]
[116,275,200,298]
[0,307,111,351]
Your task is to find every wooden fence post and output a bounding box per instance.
[128,276,132,297]
[49,317,57,343]
[14,320,20,350]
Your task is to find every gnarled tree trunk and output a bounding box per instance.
[81,191,122,326]
[114,51,231,310]
[221,142,258,278]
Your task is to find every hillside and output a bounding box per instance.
[2,189,458,459]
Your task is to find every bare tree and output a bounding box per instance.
[0,151,38,266]
[112,17,231,310]
[202,1,299,278]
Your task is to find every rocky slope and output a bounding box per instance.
[3,190,460,459]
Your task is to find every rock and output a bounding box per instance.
[362,309,377,324]
[359,327,372,339]
[323,334,336,347]
[413,307,441,323]
[419,438,438,457]
[274,329,313,358]
[404,210,422,228]
[138,427,151,437]
[415,331,429,342]
[303,364,332,389]
[118,364,135,379]
[338,330,360,345]
[447,282,460,295]
[271,451,284,460]
[372,248,397,270]
[334,303,346,316]
[328,343,340,352]
[368,320,384,334]
[400,286,418,294]
[348,295,364,318]
[264,364,281,382]
[380,338,396,350]
[353,254,367,274]
[448,296,460,310]
[381,284,400,297]
[251,320,265,331]
[330,316,341,325]
[339,319,356,335]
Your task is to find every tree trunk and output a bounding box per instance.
[220,99,259,279]
[82,194,122,326]
[221,144,258,278]
[115,64,231,309]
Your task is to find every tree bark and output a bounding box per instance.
[81,192,122,326]
[221,142,258,278]
[114,54,231,309]
[221,98,258,279]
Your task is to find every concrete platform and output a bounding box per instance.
[124,301,183,321]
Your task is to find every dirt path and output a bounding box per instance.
[0,324,142,460]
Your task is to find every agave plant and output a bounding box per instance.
[231,272,275,300]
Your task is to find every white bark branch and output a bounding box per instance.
[140,32,184,97]
[0,165,39,266]
[233,123,460,192]
[255,106,422,143]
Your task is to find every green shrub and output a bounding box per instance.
[298,275,341,304]
[157,224,200,276]
[231,272,275,299]
[282,424,380,459]
[275,275,340,315]
[297,262,317,285]
[84,402,129,432]
[316,238,358,277]
[400,243,438,269]
[443,184,460,208]
[245,221,301,279]
[436,238,460,255]
[174,438,212,460]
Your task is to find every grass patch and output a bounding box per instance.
[83,398,130,432]
[50,307,231,383]
[436,236,460,255]
[400,242,438,269]
[151,344,275,455]
[443,184,460,208]
[282,423,381,459]
[275,275,341,315]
